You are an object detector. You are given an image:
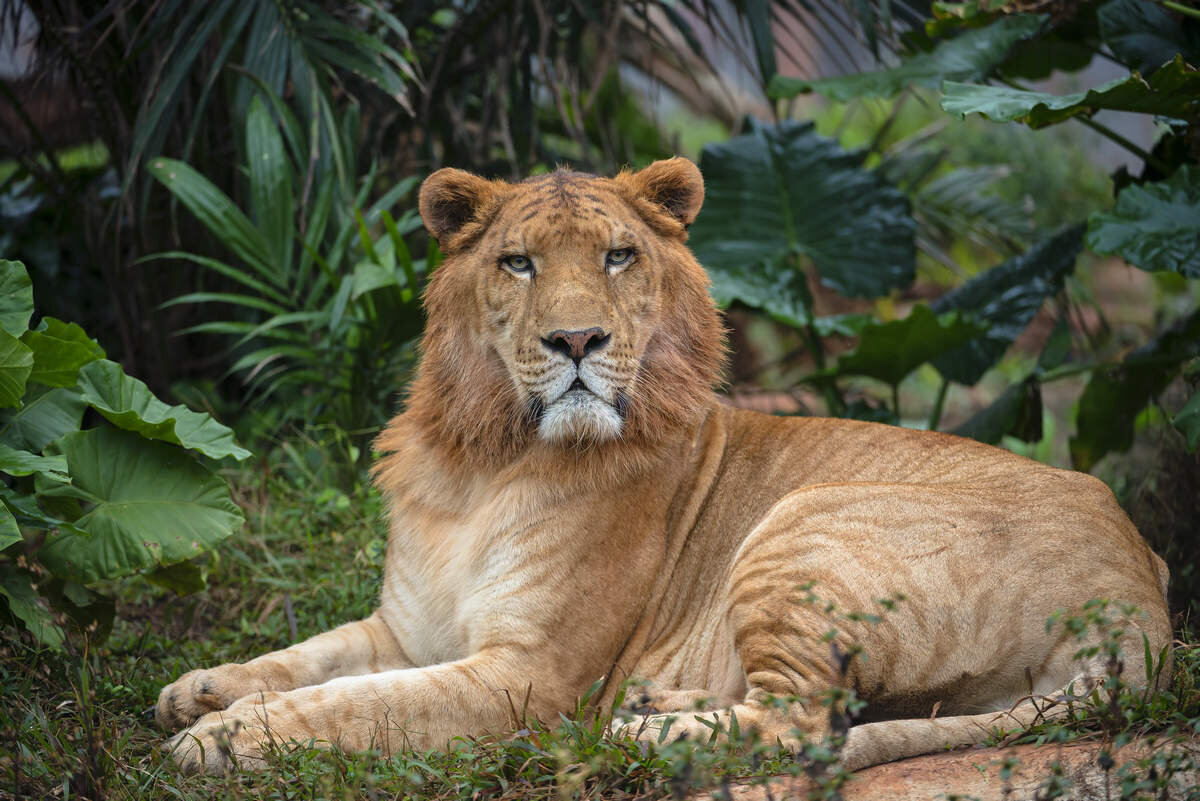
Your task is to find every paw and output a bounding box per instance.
[164,694,288,775]
[156,664,254,730]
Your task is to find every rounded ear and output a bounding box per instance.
[419,168,498,243]
[620,157,705,226]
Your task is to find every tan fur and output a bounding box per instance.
[157,159,1171,775]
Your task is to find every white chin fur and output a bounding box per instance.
[538,390,623,443]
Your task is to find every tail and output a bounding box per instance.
[841,696,1069,772]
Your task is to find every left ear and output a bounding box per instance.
[617,157,705,226]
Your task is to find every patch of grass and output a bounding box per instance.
[3,455,1199,801]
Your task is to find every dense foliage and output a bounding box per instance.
[0,260,248,648]
[1,0,1199,797]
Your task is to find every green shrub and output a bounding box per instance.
[0,260,248,648]
[148,92,430,477]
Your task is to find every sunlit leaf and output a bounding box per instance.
[941,55,1200,128]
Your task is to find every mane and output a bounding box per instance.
[373,172,727,495]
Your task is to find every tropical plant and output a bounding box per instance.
[0,260,249,648]
[148,93,431,477]
[695,0,1199,455]
[3,0,418,390]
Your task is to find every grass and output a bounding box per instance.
[2,453,1199,801]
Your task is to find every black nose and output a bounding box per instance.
[542,327,610,362]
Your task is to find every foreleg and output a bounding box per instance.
[166,648,571,774]
[156,611,409,729]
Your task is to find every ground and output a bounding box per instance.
[2,460,1198,801]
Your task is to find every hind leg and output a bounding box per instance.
[618,481,1172,768]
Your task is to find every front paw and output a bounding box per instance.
[164,694,283,775]
[165,692,322,775]
[156,664,254,729]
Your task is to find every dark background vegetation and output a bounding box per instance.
[0,0,1198,798]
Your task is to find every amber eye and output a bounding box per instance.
[605,248,634,269]
[501,255,533,275]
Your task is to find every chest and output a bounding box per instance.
[378,481,572,666]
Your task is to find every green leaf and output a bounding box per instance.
[1086,165,1200,277]
[953,377,1042,444]
[1070,310,1200,471]
[352,260,401,301]
[147,157,275,278]
[0,386,87,452]
[246,95,295,283]
[20,318,106,388]
[1174,389,1200,452]
[691,119,915,300]
[769,14,1044,101]
[0,331,33,408]
[941,55,1200,128]
[0,503,19,550]
[1098,0,1200,77]
[1,484,85,536]
[145,560,207,595]
[829,305,986,386]
[0,563,63,648]
[75,360,251,461]
[742,0,777,83]
[0,260,34,336]
[0,443,68,481]
[932,225,1083,385]
[36,428,244,585]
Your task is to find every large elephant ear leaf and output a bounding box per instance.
[76,359,251,461]
[0,564,64,648]
[769,14,1045,102]
[1070,311,1200,471]
[932,225,1084,385]
[20,318,107,388]
[0,261,34,337]
[827,305,986,387]
[0,332,32,409]
[690,119,915,304]
[36,428,244,585]
[1097,0,1200,77]
[1086,165,1200,277]
[0,385,88,453]
[942,56,1200,128]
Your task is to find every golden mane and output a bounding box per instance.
[373,164,727,489]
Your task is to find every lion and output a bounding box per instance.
[157,158,1171,776]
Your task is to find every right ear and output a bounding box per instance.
[419,168,499,243]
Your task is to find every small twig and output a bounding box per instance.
[928,377,950,431]
[283,594,297,642]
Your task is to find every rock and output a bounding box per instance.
[701,739,1199,801]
